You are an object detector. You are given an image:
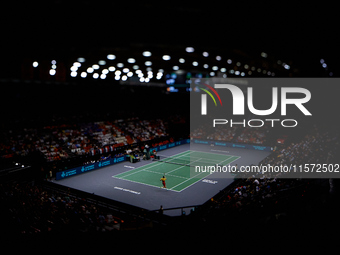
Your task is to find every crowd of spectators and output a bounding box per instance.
[235,123,270,144]
[191,122,270,145]
[261,127,338,169]
[189,126,339,230]
[0,118,169,164]
[1,124,338,235]
[0,181,157,234]
[0,182,123,234]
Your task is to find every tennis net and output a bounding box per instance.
[157,155,224,167]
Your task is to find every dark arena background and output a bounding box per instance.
[1,1,340,243]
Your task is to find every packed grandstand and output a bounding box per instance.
[1,107,339,234]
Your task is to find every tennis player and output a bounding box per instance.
[160,176,167,188]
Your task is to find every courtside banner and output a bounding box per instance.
[56,155,126,180]
[190,78,340,178]
[56,139,191,180]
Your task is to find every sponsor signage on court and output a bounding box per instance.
[193,139,273,152]
[56,139,190,181]
[56,155,126,180]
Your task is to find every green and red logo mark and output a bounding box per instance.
[199,83,222,115]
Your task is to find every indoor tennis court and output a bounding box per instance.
[112,150,240,192]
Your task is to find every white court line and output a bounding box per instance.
[169,170,206,191]
[112,176,180,192]
[217,155,240,165]
[113,150,192,179]
[170,155,241,192]
[142,167,188,179]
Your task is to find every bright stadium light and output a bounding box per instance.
[71,71,77,77]
[144,77,150,82]
[203,64,209,69]
[77,57,85,63]
[100,74,106,79]
[139,77,145,82]
[108,66,116,72]
[70,66,78,72]
[98,60,106,65]
[73,62,81,68]
[115,75,120,80]
[92,64,100,70]
[132,65,139,70]
[49,69,56,75]
[107,54,116,60]
[145,61,152,66]
[202,52,209,57]
[127,58,135,63]
[115,70,121,76]
[173,66,179,70]
[33,61,39,67]
[185,47,194,53]
[117,63,124,68]
[93,73,99,79]
[81,72,87,78]
[162,55,171,61]
[87,67,94,73]
[179,58,185,63]
[216,56,222,61]
[212,66,218,71]
[192,61,198,66]
[127,71,133,77]
[122,75,127,81]
[220,67,227,72]
[51,64,57,69]
[123,68,129,73]
[142,51,152,57]
[102,69,109,74]
[227,59,232,64]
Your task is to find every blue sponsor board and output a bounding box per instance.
[193,139,272,152]
[194,139,209,144]
[56,140,190,180]
[56,155,126,180]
